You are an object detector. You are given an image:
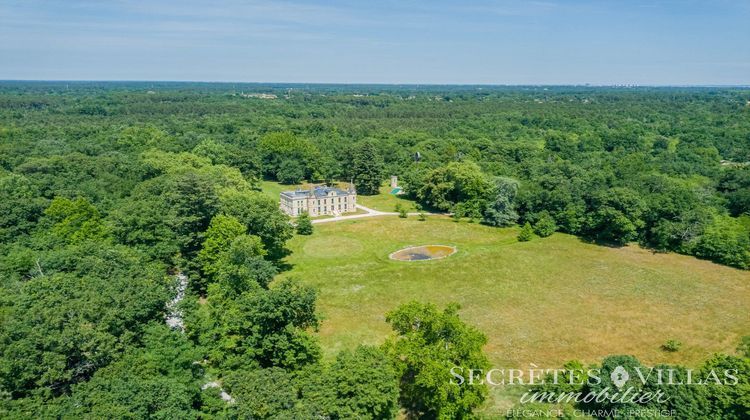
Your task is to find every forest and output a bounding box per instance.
[0,82,748,418]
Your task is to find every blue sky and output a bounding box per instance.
[1,0,748,84]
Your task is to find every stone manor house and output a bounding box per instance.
[280,185,357,217]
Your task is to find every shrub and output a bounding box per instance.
[395,204,408,218]
[517,222,534,242]
[662,339,682,352]
[533,212,557,237]
[296,212,313,235]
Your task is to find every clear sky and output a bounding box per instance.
[1,0,748,85]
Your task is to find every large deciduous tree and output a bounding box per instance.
[383,302,489,419]
[482,176,520,227]
[196,214,247,282]
[417,161,491,212]
[259,132,320,182]
[193,278,320,370]
[219,189,293,260]
[585,187,645,244]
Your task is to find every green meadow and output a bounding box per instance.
[281,216,750,366]
[356,185,420,212]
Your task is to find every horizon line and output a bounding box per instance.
[1,79,750,88]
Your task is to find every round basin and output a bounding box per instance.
[389,245,457,261]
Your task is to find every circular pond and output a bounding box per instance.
[389,245,457,261]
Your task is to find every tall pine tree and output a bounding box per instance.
[350,140,384,195]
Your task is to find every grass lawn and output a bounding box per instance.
[356,184,419,212]
[258,179,310,201]
[280,217,750,412]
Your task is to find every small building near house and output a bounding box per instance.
[280,185,357,217]
[389,175,403,195]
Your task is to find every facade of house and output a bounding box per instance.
[280,185,357,217]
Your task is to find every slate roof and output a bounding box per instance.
[281,186,353,199]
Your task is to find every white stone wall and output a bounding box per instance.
[280,190,357,217]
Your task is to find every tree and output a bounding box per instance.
[192,138,231,165]
[43,196,110,244]
[699,354,750,418]
[642,364,711,419]
[197,214,247,281]
[226,346,399,420]
[718,167,750,216]
[514,161,590,235]
[533,211,557,237]
[195,278,320,370]
[224,368,298,419]
[299,346,400,419]
[584,355,645,412]
[0,244,169,398]
[383,302,489,419]
[518,222,534,242]
[259,132,320,181]
[217,234,276,292]
[482,176,519,227]
[691,215,750,269]
[59,324,203,419]
[350,140,385,195]
[159,172,220,258]
[638,174,709,251]
[0,173,46,243]
[219,189,294,260]
[276,159,306,184]
[325,346,399,419]
[417,161,491,212]
[585,187,645,244]
[296,212,313,235]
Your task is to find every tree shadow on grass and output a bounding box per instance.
[575,235,628,249]
[275,260,295,273]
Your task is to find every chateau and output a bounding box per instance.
[280,185,357,217]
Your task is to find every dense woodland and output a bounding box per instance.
[0,82,749,418]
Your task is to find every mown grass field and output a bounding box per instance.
[279,216,750,411]
[258,180,309,201]
[356,185,419,212]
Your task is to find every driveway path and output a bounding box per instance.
[311,204,440,224]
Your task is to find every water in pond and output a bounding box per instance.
[390,245,456,261]
[405,252,430,260]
